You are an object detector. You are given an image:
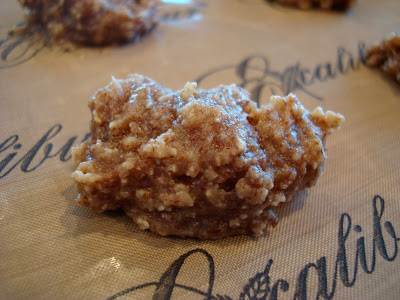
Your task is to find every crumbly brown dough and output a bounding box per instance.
[267,0,355,10]
[72,74,344,239]
[365,32,400,84]
[17,0,158,46]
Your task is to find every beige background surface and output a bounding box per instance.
[1,0,399,299]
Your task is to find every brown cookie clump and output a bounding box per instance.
[17,0,158,46]
[267,0,355,10]
[72,74,344,239]
[365,32,400,84]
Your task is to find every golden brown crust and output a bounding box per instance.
[267,0,355,10]
[72,74,344,239]
[17,0,158,46]
[365,32,400,84]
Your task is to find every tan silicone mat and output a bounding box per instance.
[1,0,399,299]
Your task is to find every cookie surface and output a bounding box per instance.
[365,32,400,84]
[18,0,158,45]
[72,74,344,239]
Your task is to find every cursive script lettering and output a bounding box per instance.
[293,195,399,299]
[0,124,89,179]
[108,195,399,299]
[0,22,44,69]
[196,43,367,105]
[107,249,215,300]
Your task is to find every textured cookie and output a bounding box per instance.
[365,32,400,84]
[72,74,344,239]
[17,0,159,46]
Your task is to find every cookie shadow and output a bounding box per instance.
[274,189,308,220]
[60,184,161,243]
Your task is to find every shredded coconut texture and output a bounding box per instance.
[72,74,344,239]
[365,32,400,84]
[16,0,158,46]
